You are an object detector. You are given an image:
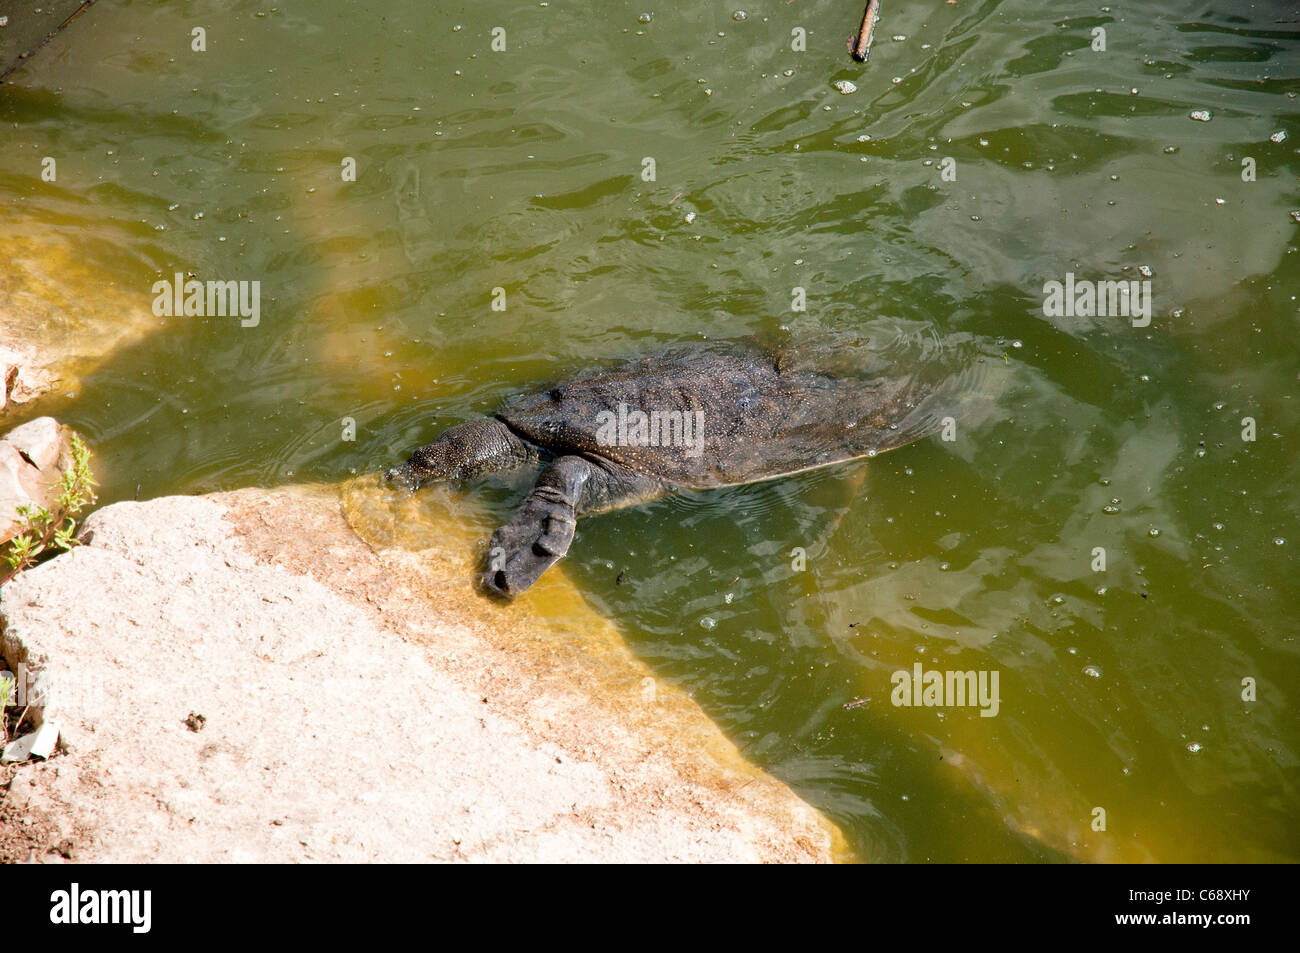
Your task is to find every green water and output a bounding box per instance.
[3,0,1297,861]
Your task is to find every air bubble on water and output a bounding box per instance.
[978,138,989,147]
[1083,665,1101,678]
[1148,527,1160,537]
[833,79,857,94]
[453,24,462,31]
[1290,211,1300,224]
[1011,340,1023,348]
[1186,742,1202,753]
[700,617,716,630]
[783,69,794,77]
[1188,109,1211,122]
[724,592,734,604]
[1068,646,1078,654]
[1270,130,1287,143]
[732,10,747,21]
[1274,537,1286,546]
[1050,595,1065,605]
[1163,145,1178,154]
[1138,265,1153,277]
[1212,522,1224,531]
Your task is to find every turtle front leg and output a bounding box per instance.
[385,417,536,490]
[481,455,592,597]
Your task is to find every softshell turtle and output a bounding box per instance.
[385,339,942,597]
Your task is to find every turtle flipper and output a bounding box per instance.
[482,455,592,597]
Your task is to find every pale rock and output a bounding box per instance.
[27,720,59,759]
[0,486,846,863]
[1,731,36,763]
[0,417,74,545]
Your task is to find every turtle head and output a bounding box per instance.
[383,441,457,491]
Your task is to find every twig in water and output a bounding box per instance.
[848,0,882,63]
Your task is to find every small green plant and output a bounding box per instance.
[0,673,13,745]
[2,433,97,585]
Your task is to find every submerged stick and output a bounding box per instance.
[0,0,99,83]
[848,0,881,63]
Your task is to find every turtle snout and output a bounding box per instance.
[384,464,419,491]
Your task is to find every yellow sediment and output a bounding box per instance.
[0,220,161,396]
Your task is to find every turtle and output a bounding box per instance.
[384,338,944,597]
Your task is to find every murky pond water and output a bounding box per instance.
[2,0,1296,861]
